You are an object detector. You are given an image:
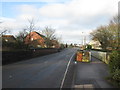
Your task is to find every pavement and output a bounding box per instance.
[74,55,114,89]
[2,48,77,88]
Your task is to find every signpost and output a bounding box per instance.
[76,50,91,62]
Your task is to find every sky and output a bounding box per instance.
[0,0,119,44]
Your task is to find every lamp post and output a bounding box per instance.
[82,32,84,45]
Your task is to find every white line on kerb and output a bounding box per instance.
[60,53,75,89]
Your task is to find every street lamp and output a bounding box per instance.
[82,32,86,49]
[82,32,84,45]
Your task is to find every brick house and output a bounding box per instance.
[24,31,46,48]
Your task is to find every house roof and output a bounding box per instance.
[34,31,47,39]
[24,31,47,40]
[2,35,16,39]
[2,35,14,37]
[89,40,101,45]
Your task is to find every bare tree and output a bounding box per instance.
[26,18,36,32]
[0,30,7,36]
[0,21,6,36]
[24,18,37,47]
[0,21,11,36]
[16,29,28,42]
[42,26,56,40]
[0,27,11,37]
[42,26,56,48]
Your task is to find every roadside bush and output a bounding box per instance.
[15,40,29,49]
[86,45,92,50]
[108,50,120,87]
[2,40,29,50]
[108,51,120,73]
[112,69,120,82]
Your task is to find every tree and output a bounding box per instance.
[90,25,112,50]
[42,26,56,48]
[0,30,7,36]
[65,43,68,48]
[70,43,73,47]
[86,44,92,50]
[15,29,28,49]
[15,18,37,49]
[16,29,28,42]
[0,25,11,37]
[107,23,118,49]
[0,21,11,36]
[90,16,119,50]
[23,18,37,47]
[109,15,120,49]
[26,18,36,32]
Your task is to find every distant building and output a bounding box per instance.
[2,35,16,43]
[89,40,101,49]
[1,35,17,51]
[24,31,46,48]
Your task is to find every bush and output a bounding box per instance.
[15,40,29,49]
[112,69,120,82]
[108,51,120,73]
[2,40,29,50]
[108,51,120,87]
[86,45,92,50]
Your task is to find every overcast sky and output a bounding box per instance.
[0,0,119,44]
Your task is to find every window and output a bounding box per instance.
[5,39,8,42]
[31,38,34,41]
[37,45,41,47]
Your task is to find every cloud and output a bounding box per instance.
[1,0,119,44]
[39,0,118,18]
[39,4,67,18]
[16,4,40,20]
[0,17,25,35]
[38,0,118,30]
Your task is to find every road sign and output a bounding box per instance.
[76,50,91,62]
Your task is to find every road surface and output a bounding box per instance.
[3,48,77,88]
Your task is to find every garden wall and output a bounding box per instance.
[2,48,60,65]
[91,50,111,64]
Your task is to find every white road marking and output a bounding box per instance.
[74,84,94,89]
[60,53,75,89]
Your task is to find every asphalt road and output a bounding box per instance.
[74,55,114,88]
[2,48,77,88]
